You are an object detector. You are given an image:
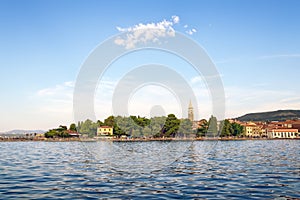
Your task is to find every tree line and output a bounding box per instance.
[44,124,77,138]
[196,116,244,137]
[45,114,245,138]
[76,114,193,138]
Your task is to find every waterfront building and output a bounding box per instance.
[67,130,80,137]
[259,124,268,138]
[245,122,261,137]
[268,129,298,138]
[97,126,113,136]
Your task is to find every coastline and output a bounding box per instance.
[0,137,299,142]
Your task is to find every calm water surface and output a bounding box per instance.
[0,140,299,199]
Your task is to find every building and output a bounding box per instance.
[97,126,113,136]
[67,130,80,137]
[260,124,268,138]
[268,129,298,139]
[290,120,300,132]
[34,133,45,139]
[188,100,194,122]
[196,119,208,129]
[245,122,261,137]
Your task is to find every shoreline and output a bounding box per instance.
[0,137,299,142]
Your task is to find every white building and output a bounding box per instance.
[268,129,298,139]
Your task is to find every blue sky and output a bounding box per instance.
[1,0,300,131]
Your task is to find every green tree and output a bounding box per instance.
[150,116,166,137]
[104,116,125,137]
[196,119,208,137]
[178,119,193,137]
[77,121,83,131]
[132,116,150,127]
[69,123,77,132]
[143,126,152,138]
[128,116,151,137]
[44,125,70,138]
[79,119,97,137]
[161,114,180,137]
[96,120,104,127]
[207,115,218,137]
[115,116,135,136]
[131,129,142,138]
[56,125,67,132]
[220,119,233,137]
[104,116,115,127]
[44,129,57,138]
[231,122,244,137]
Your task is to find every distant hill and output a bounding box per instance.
[0,129,45,136]
[237,110,300,122]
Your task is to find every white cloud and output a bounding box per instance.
[258,54,300,59]
[186,30,192,35]
[114,16,180,49]
[37,81,74,97]
[172,15,180,24]
[29,76,300,130]
[280,97,300,103]
[191,76,202,84]
[114,15,199,49]
[7,81,78,131]
[186,28,197,35]
[189,75,300,119]
[224,86,300,118]
[183,23,197,35]
[36,81,74,116]
[190,74,224,85]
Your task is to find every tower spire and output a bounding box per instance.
[189,100,193,108]
[188,100,194,122]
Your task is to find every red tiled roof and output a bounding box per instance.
[272,129,298,132]
[67,130,78,133]
[291,120,300,125]
[246,124,257,127]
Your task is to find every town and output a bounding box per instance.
[1,102,299,141]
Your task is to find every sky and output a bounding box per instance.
[0,0,300,131]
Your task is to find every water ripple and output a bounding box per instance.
[0,140,299,199]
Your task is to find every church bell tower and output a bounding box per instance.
[188,100,194,122]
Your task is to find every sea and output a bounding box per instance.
[0,140,299,199]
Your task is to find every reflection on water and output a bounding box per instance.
[0,140,299,199]
[84,140,211,173]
